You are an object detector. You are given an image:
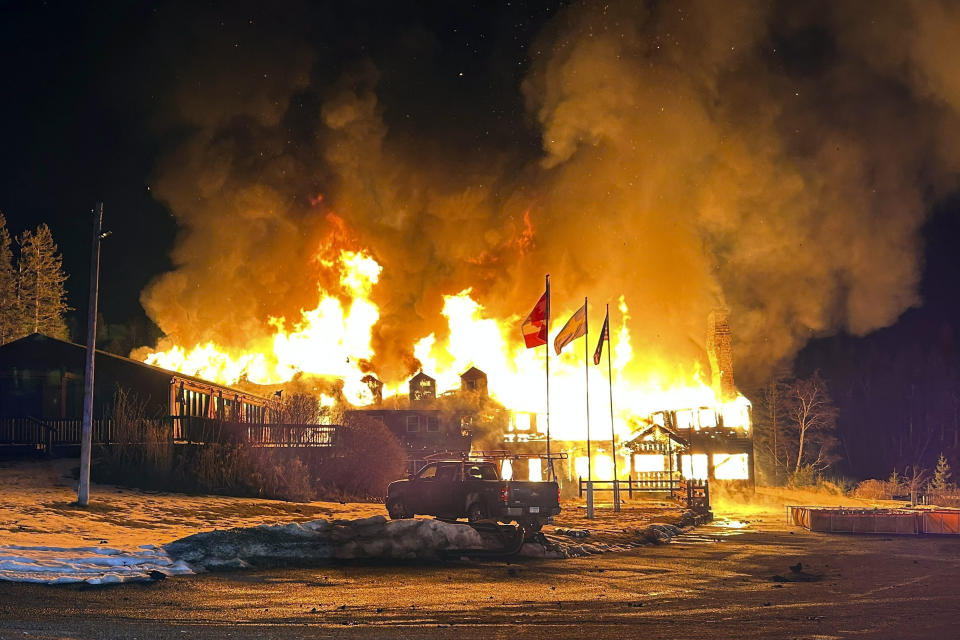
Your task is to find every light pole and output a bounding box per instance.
[78,203,108,506]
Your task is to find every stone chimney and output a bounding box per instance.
[706,310,736,402]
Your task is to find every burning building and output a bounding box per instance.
[624,312,754,486]
[344,368,479,470]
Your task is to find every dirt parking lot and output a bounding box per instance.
[3,505,959,639]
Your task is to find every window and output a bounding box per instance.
[426,416,439,432]
[713,453,750,480]
[675,409,696,430]
[699,408,718,429]
[406,416,420,432]
[465,464,498,480]
[436,463,459,481]
[417,464,437,479]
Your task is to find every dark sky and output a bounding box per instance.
[0,0,558,326]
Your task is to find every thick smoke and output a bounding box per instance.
[141,1,960,389]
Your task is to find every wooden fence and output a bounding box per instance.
[579,475,710,510]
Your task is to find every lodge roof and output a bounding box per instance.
[0,333,271,401]
[460,366,486,380]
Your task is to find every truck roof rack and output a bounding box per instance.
[424,450,568,462]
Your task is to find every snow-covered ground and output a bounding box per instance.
[1,458,821,584]
[0,544,193,584]
[0,459,384,584]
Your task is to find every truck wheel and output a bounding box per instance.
[467,501,488,523]
[386,498,409,520]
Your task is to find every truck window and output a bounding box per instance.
[436,463,460,481]
[417,464,437,479]
[465,464,498,480]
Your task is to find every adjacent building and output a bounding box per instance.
[0,333,280,451]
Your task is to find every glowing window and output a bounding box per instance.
[675,409,696,430]
[634,454,666,473]
[528,458,542,482]
[713,453,750,480]
[593,454,614,480]
[501,459,513,480]
[721,404,750,430]
[681,454,708,480]
[514,413,531,431]
[574,456,590,480]
[698,408,717,429]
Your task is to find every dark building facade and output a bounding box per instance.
[0,334,276,444]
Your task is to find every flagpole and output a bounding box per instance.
[545,274,552,482]
[606,303,619,511]
[585,296,591,485]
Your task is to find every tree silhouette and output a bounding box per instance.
[17,224,69,339]
[0,213,18,344]
[785,371,840,474]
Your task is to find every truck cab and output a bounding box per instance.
[385,456,561,533]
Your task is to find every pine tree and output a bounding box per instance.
[930,453,953,492]
[0,213,18,345]
[0,215,18,344]
[17,224,69,339]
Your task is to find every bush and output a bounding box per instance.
[97,395,405,503]
[852,479,892,500]
[169,445,315,502]
[314,414,406,501]
[98,388,173,486]
[787,464,817,488]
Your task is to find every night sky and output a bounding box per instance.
[3,1,960,478]
[0,1,556,326]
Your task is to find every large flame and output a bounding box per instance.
[142,242,750,439]
[145,248,381,405]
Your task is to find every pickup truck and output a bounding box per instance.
[385,459,561,533]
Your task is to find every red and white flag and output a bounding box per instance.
[593,308,610,365]
[521,289,549,348]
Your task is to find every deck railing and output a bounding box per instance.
[578,475,710,510]
[0,416,338,451]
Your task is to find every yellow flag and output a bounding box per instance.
[553,303,586,355]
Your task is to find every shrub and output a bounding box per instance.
[98,387,172,486]
[787,464,817,488]
[314,414,406,500]
[853,479,892,500]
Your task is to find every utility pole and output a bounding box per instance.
[78,203,105,506]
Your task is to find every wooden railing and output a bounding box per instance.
[0,416,338,451]
[578,475,710,510]
[0,417,115,451]
[175,416,338,447]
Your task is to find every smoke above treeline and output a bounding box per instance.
[139,0,960,389]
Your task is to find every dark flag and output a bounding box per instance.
[593,308,609,365]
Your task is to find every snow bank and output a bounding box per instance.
[164,516,492,570]
[0,544,193,584]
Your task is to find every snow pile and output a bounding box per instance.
[164,515,491,570]
[0,544,194,585]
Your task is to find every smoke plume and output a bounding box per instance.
[140,0,960,389]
